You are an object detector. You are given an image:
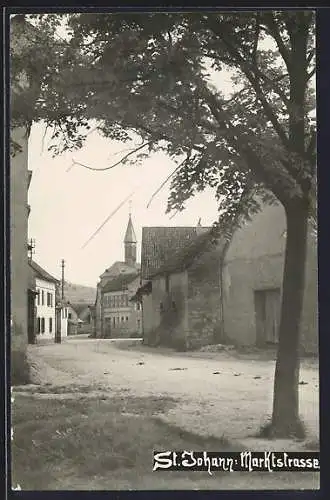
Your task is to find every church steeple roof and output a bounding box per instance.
[124,214,137,243]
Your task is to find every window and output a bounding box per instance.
[121,317,124,322]
[41,290,44,305]
[136,302,141,311]
[37,289,40,306]
[113,317,116,326]
[68,313,72,319]
[137,319,141,330]
[47,292,53,307]
[126,316,129,322]
[41,317,45,333]
[165,274,170,293]
[49,318,53,333]
[37,317,41,334]
[125,295,129,307]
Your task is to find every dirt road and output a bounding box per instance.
[27,337,319,448]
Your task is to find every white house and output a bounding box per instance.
[28,260,59,339]
[54,299,71,338]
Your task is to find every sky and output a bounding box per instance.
[27,38,238,287]
[28,125,220,287]
[26,19,314,288]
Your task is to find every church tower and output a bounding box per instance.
[124,206,137,267]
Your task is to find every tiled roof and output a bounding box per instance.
[102,272,140,294]
[28,260,60,284]
[100,261,140,279]
[141,227,210,280]
[151,228,225,277]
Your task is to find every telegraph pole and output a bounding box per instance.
[55,259,65,344]
[61,259,65,300]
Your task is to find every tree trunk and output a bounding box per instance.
[270,200,309,438]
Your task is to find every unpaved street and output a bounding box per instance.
[27,336,319,449]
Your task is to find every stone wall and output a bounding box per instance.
[143,272,188,348]
[186,249,222,349]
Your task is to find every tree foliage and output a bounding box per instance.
[11,12,316,234]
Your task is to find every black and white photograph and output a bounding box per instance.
[8,9,319,491]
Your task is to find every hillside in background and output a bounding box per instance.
[64,282,96,304]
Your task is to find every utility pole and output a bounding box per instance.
[55,259,65,344]
[61,259,65,300]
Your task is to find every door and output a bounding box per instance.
[254,288,281,346]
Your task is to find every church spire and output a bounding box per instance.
[124,203,137,266]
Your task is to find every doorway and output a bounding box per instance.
[254,288,281,346]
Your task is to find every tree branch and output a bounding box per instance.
[200,87,302,204]
[306,128,316,165]
[67,140,153,172]
[204,18,291,148]
[307,66,316,80]
[307,48,315,65]
[262,12,292,71]
[146,155,189,208]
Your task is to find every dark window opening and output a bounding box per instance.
[165,274,170,293]
[49,318,53,333]
[41,317,45,333]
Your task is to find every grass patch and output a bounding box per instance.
[304,438,320,451]
[11,393,236,490]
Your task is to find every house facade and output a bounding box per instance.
[136,225,222,349]
[136,202,318,354]
[10,15,41,380]
[56,301,71,338]
[102,274,142,338]
[222,200,318,354]
[11,124,30,355]
[94,213,140,337]
[28,260,59,340]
